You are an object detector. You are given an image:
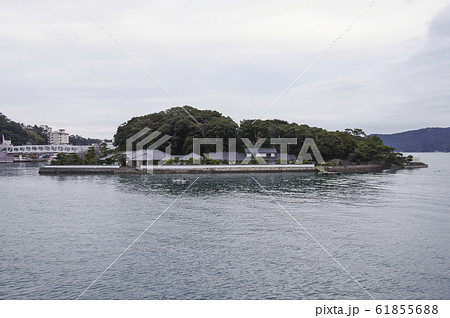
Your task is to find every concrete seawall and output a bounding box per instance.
[38,164,392,175]
[144,164,317,174]
[39,165,122,175]
[325,164,390,173]
[39,164,317,175]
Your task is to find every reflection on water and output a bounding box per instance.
[0,154,449,300]
[116,172,381,197]
[114,172,391,211]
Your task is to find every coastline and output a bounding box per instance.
[37,163,415,175]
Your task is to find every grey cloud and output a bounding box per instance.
[429,4,450,39]
[1,1,449,138]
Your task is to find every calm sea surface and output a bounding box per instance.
[0,153,449,300]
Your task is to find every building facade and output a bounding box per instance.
[0,135,14,163]
[49,129,69,144]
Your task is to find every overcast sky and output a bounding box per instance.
[1,0,449,138]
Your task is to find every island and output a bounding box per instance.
[33,106,428,175]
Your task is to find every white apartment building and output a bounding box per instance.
[49,129,69,144]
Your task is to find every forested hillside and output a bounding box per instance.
[114,106,403,163]
[376,128,450,152]
[0,113,47,145]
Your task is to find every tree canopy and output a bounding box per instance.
[114,106,238,154]
[69,135,101,145]
[114,106,404,164]
[0,113,47,145]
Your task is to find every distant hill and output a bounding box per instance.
[1,112,101,146]
[375,127,450,152]
[69,135,101,145]
[0,113,47,145]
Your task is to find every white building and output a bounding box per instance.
[1,135,12,146]
[49,129,69,144]
[101,140,116,150]
[0,135,14,163]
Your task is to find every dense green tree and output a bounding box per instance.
[83,146,99,165]
[113,106,404,164]
[0,114,50,145]
[69,135,101,145]
[354,135,402,165]
[26,130,46,144]
[335,130,358,157]
[239,119,352,160]
[0,113,30,145]
[344,128,366,140]
[114,106,238,154]
[51,153,84,165]
[315,131,346,161]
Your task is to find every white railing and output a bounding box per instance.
[7,145,80,154]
